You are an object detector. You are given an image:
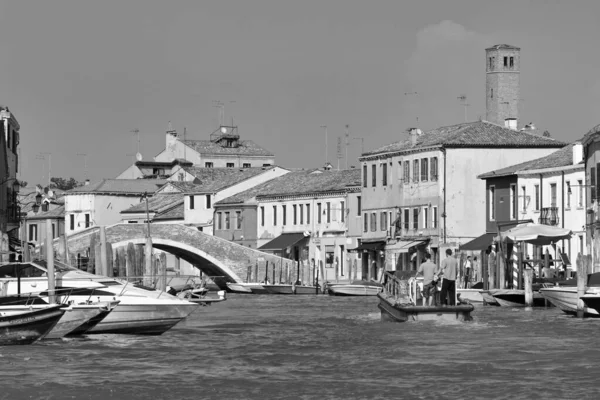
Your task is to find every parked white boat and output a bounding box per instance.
[328,280,383,296]
[489,289,546,307]
[226,282,253,293]
[0,261,201,335]
[539,287,600,317]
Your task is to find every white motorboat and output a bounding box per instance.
[226,282,267,294]
[489,288,546,307]
[539,286,600,317]
[327,280,383,296]
[0,261,201,335]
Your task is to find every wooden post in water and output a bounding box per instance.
[106,242,114,277]
[517,244,523,290]
[319,260,325,289]
[117,247,126,277]
[254,261,259,283]
[158,252,167,291]
[94,242,102,276]
[272,261,276,285]
[488,249,496,289]
[524,268,533,307]
[88,235,96,274]
[576,253,587,318]
[482,250,488,290]
[279,262,283,284]
[126,243,135,278]
[246,263,251,283]
[45,220,56,304]
[99,226,108,276]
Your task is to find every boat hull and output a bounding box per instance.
[293,285,322,295]
[479,290,499,305]
[377,293,473,323]
[262,284,322,295]
[226,283,253,294]
[45,305,106,339]
[539,287,600,317]
[0,305,65,345]
[84,302,200,335]
[456,289,484,303]
[580,294,600,316]
[489,289,546,307]
[328,284,382,296]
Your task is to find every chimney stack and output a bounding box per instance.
[408,128,422,147]
[504,118,517,130]
[573,142,583,165]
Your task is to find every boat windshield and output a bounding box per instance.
[33,259,80,273]
[0,263,46,278]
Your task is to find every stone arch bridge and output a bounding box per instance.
[62,223,296,288]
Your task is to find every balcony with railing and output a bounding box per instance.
[539,207,559,226]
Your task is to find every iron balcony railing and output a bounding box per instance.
[539,206,559,226]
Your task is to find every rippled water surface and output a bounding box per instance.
[3,295,600,399]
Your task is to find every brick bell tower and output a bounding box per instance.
[486,44,520,128]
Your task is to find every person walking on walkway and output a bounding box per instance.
[439,249,458,306]
[415,253,438,306]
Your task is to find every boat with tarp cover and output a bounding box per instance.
[378,272,473,323]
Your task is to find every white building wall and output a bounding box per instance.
[64,194,143,233]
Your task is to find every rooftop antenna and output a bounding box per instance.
[345,124,350,170]
[336,136,342,171]
[130,129,140,154]
[76,153,88,179]
[457,95,470,122]
[320,125,328,164]
[37,152,52,185]
[183,126,187,161]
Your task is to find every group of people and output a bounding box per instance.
[415,249,460,307]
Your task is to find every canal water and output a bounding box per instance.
[3,295,600,399]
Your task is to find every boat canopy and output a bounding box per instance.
[494,223,572,245]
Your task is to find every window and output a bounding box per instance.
[404,161,410,184]
[510,57,514,68]
[503,56,508,67]
[413,208,419,230]
[70,214,74,230]
[578,179,583,207]
[326,202,331,223]
[413,160,419,183]
[293,205,297,225]
[306,204,310,224]
[371,164,377,187]
[370,212,377,231]
[580,235,584,255]
[236,211,242,229]
[363,213,368,232]
[217,212,222,230]
[226,163,234,168]
[423,207,429,229]
[189,195,195,210]
[205,162,213,168]
[432,206,438,229]
[300,204,304,224]
[382,163,387,186]
[491,88,493,99]
[566,181,571,209]
[29,224,38,241]
[550,183,557,207]
[398,162,402,181]
[282,205,287,225]
[489,57,492,69]
[403,209,410,230]
[363,165,367,188]
[341,201,345,223]
[262,163,272,167]
[317,203,322,223]
[85,213,90,228]
[260,207,265,227]
[592,168,597,202]
[490,186,496,220]
[357,196,361,215]
[178,173,184,181]
[381,212,387,232]
[430,157,438,181]
[273,205,277,226]
[225,212,230,229]
[243,163,251,168]
[128,221,138,224]
[206,195,211,209]
[521,186,527,211]
[510,184,517,220]
[421,158,429,181]
[534,184,540,210]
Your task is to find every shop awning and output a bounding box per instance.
[460,233,496,251]
[258,232,307,251]
[348,241,385,253]
[396,240,426,253]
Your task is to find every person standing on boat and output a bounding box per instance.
[439,249,458,306]
[415,253,437,306]
[463,256,473,289]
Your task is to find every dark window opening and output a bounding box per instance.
[503,56,508,67]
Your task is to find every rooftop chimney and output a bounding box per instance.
[408,128,422,147]
[504,118,518,131]
[84,179,90,186]
[573,142,583,165]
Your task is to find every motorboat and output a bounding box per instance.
[327,280,383,296]
[0,304,66,345]
[579,294,600,316]
[488,289,547,307]
[0,295,118,338]
[0,261,201,335]
[262,283,322,295]
[539,287,600,317]
[226,282,253,294]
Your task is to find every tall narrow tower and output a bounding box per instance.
[486,44,520,128]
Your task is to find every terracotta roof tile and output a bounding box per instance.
[154,203,184,220]
[121,194,184,214]
[67,179,167,195]
[181,167,279,193]
[26,205,65,220]
[363,121,566,157]
[182,139,273,157]
[217,169,361,205]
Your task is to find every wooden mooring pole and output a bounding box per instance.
[577,253,588,318]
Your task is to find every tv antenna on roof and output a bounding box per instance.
[76,153,88,179]
[131,129,140,154]
[457,95,470,122]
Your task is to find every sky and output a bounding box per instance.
[2,0,599,186]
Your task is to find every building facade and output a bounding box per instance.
[0,107,21,238]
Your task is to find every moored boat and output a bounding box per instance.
[0,304,66,345]
[489,289,547,307]
[327,280,383,296]
[539,287,600,317]
[579,294,600,316]
[456,288,484,303]
[262,284,322,295]
[226,282,253,294]
[479,290,499,306]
